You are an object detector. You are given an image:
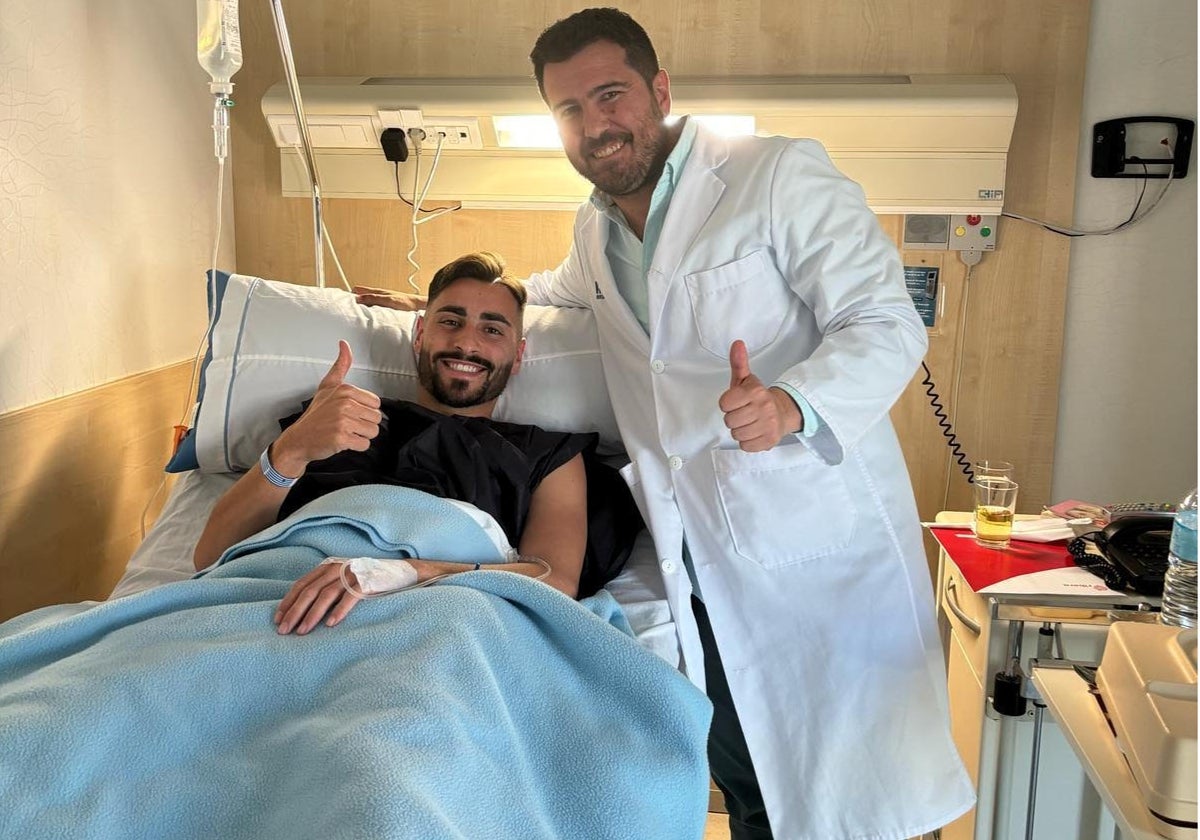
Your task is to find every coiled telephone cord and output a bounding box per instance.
[921,361,975,484]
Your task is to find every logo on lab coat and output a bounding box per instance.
[593,281,605,300]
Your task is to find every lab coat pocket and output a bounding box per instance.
[684,250,789,358]
[710,442,857,568]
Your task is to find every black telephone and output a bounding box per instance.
[1069,515,1172,596]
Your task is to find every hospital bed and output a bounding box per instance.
[0,273,707,840]
[115,268,681,666]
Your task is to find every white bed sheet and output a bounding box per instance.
[112,471,680,667]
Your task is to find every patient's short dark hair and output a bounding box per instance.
[530,8,660,99]
[427,251,527,315]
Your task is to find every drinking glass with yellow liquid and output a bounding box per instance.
[973,460,1014,481]
[974,477,1019,548]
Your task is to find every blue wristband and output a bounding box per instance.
[259,445,299,488]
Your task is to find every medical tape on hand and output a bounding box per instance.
[321,557,418,598]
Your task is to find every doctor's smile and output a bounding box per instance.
[587,133,630,159]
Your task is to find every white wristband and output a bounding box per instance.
[260,444,299,488]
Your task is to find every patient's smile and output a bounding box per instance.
[442,358,487,375]
[433,352,495,400]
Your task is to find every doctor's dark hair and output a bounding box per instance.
[426,251,527,315]
[530,8,660,99]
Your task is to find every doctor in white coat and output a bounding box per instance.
[525,10,973,840]
[361,9,975,839]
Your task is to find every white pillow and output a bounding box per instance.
[190,274,621,473]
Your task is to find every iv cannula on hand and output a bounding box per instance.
[197,0,243,161]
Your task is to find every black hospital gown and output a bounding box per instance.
[276,399,641,597]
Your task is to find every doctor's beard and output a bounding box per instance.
[570,103,671,197]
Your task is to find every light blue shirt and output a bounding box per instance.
[590,118,822,598]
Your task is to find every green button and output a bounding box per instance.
[980,227,992,237]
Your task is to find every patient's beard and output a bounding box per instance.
[417,349,514,409]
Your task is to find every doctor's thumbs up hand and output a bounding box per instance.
[268,340,383,479]
[719,340,803,453]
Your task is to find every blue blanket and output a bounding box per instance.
[0,487,711,840]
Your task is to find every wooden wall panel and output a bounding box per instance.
[0,363,190,621]
[230,0,1092,570]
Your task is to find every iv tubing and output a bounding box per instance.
[337,555,551,599]
[144,152,229,538]
[321,218,352,291]
[268,0,325,288]
[290,146,350,291]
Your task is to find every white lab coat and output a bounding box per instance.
[525,126,974,840]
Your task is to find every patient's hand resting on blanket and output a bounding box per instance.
[273,556,552,635]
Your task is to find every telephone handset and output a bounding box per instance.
[1069,515,1172,596]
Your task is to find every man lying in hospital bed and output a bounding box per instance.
[193,252,635,629]
[0,256,711,840]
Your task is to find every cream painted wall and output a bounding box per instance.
[1052,0,1197,504]
[0,0,235,414]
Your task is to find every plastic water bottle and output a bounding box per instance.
[1161,488,1197,628]
[196,0,242,95]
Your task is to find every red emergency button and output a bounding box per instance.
[966,215,982,226]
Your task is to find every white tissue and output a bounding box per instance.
[921,518,1076,543]
[320,557,419,595]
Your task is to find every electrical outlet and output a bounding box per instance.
[422,118,483,150]
[378,109,425,132]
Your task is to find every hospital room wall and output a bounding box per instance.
[0,1,235,618]
[1051,0,1198,505]
[228,0,1092,532]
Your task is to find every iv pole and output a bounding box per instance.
[268,0,325,288]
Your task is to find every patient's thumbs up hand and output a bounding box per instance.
[319,340,353,390]
[270,341,383,477]
[718,339,801,453]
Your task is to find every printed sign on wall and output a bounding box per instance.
[904,266,939,328]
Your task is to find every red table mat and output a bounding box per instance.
[932,528,1075,592]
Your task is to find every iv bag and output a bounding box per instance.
[197,0,242,94]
